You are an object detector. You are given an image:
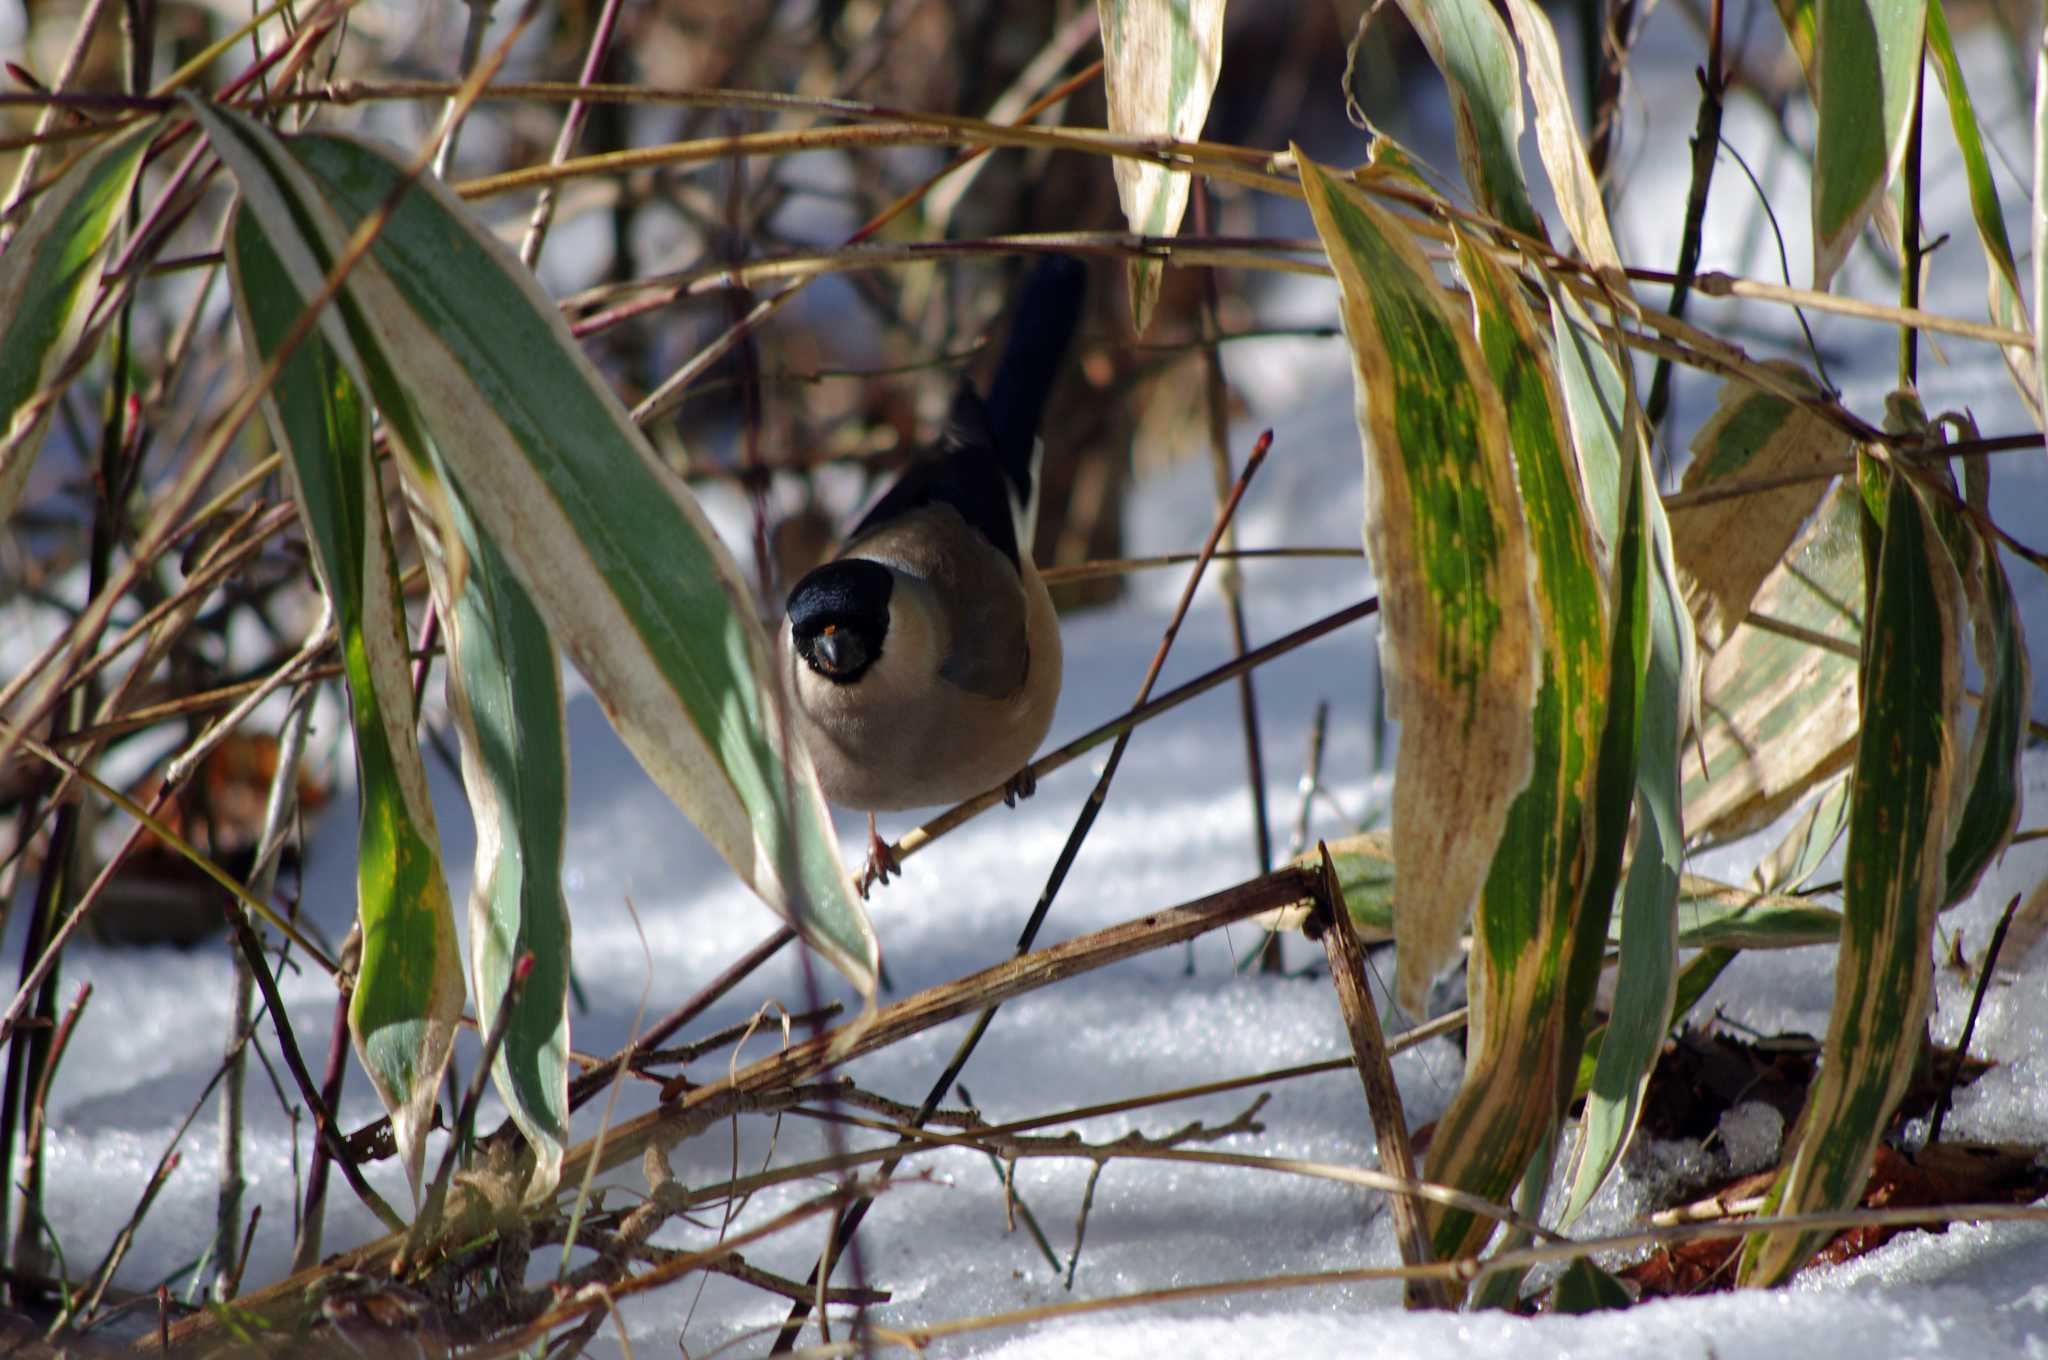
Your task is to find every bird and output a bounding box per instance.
[783,254,1087,894]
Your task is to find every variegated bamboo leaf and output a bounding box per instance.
[1096,0,1226,333]
[426,482,572,1198]
[0,123,153,521]
[1924,0,2038,423]
[1503,0,1622,273]
[1391,0,1545,240]
[1940,525,2026,907]
[1269,831,1840,951]
[1422,230,1608,1265]
[1538,281,1696,1227]
[195,101,878,996]
[1670,366,1852,649]
[1738,462,1961,1285]
[1756,774,1851,893]
[1685,483,1864,846]
[1806,0,1929,288]
[1573,947,1738,1102]
[226,205,462,1196]
[1296,151,1540,1017]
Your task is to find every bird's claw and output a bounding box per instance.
[1002,767,1037,808]
[857,825,901,900]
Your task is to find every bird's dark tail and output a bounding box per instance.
[983,254,1087,491]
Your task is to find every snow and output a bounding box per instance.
[7,2,2048,1356]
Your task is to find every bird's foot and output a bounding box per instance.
[856,814,900,899]
[1002,766,1037,808]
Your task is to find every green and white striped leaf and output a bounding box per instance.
[196,103,877,997]
[1669,366,1852,649]
[1392,0,1545,240]
[1503,0,1622,273]
[1940,521,2026,908]
[1562,428,1663,1227]
[1271,831,1840,952]
[0,123,153,521]
[1924,0,2037,422]
[1685,483,1864,846]
[226,206,463,1196]
[1097,0,1226,333]
[1422,231,1609,1265]
[425,481,572,1198]
[1531,280,1697,1230]
[1573,947,1739,1102]
[1738,462,1961,1285]
[1297,151,1540,1018]
[1807,0,1929,288]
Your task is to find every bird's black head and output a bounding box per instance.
[786,559,894,685]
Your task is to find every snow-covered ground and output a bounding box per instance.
[9,2,2048,1356]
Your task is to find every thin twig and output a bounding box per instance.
[1313,843,1448,1309]
[1645,0,1723,430]
[1192,184,1274,891]
[1929,893,2021,1145]
[221,894,405,1237]
[566,925,797,1113]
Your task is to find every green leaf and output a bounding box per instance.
[225,204,463,1196]
[1923,0,2037,422]
[1808,0,1929,288]
[1561,429,1659,1228]
[1295,151,1541,1016]
[1096,0,1226,332]
[195,101,877,997]
[1391,0,1545,240]
[431,482,572,1197]
[1940,527,2026,908]
[1421,231,1609,1266]
[1551,1257,1634,1313]
[0,124,153,520]
[1739,462,1961,1285]
[1572,947,1739,1103]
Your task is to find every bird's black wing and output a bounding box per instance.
[845,255,1087,572]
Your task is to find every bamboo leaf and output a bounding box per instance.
[1685,483,1864,846]
[1573,947,1739,1102]
[427,483,572,1197]
[1923,0,2038,422]
[1528,275,1699,1228]
[1738,462,1961,1285]
[1503,0,1622,272]
[1273,832,1841,952]
[225,204,462,1196]
[1096,0,1226,332]
[1807,0,1929,288]
[196,103,877,996]
[1552,1257,1633,1314]
[1669,366,1852,649]
[1940,527,2026,908]
[1422,231,1608,1265]
[0,124,153,520]
[1391,0,1545,240]
[1296,151,1540,1017]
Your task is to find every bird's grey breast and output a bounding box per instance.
[845,505,1029,699]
